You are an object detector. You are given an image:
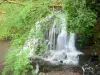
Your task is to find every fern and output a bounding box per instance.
[63,0,96,36]
[2,0,52,75]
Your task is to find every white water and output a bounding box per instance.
[23,11,83,65]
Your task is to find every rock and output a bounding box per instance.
[98,54,100,61]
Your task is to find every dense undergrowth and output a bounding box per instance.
[63,0,96,48]
[63,0,96,35]
[0,0,97,75]
[86,0,100,55]
[1,0,51,75]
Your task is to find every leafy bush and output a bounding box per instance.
[0,3,24,39]
[63,0,96,36]
[2,0,51,75]
[2,49,32,75]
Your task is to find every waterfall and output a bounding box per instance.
[23,11,83,66]
[45,12,83,65]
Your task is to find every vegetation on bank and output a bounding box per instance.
[1,0,51,75]
[62,0,97,49]
[0,0,98,75]
[86,0,100,55]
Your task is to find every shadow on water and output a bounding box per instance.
[0,40,10,75]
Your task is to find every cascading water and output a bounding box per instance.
[44,12,83,65]
[23,11,83,66]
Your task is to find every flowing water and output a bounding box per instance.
[23,11,83,66]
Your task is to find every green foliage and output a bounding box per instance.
[86,0,100,54]
[63,0,96,36]
[0,24,10,39]
[1,0,97,74]
[2,49,32,75]
[0,3,24,39]
[1,0,52,75]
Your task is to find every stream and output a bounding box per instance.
[0,40,10,75]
